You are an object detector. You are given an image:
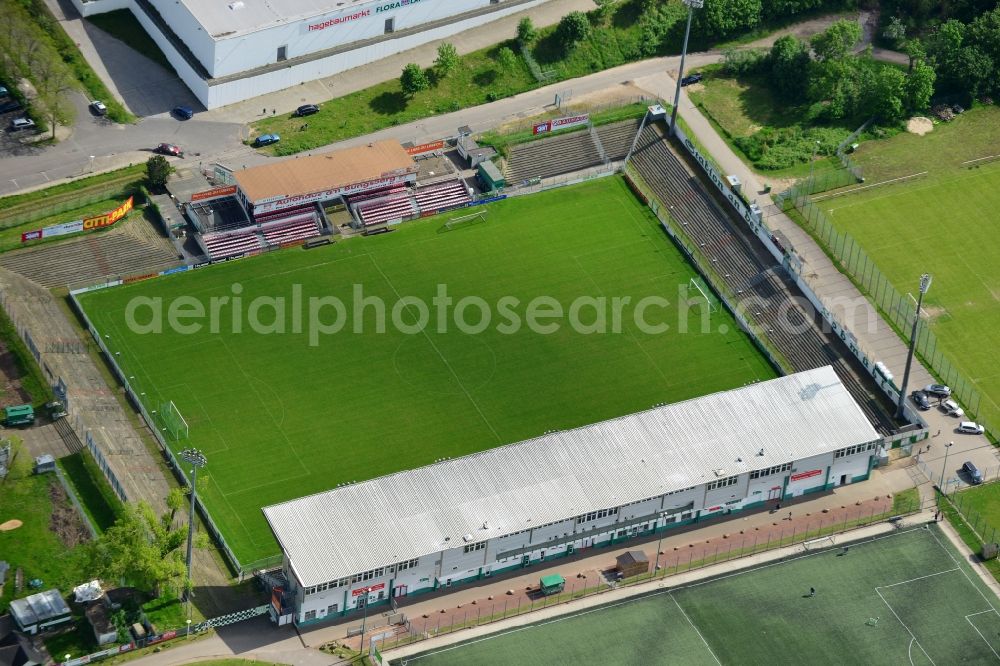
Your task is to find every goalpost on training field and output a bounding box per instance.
[686,277,719,314]
[159,400,190,442]
[444,208,488,231]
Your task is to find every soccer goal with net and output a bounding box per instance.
[159,400,190,441]
[444,208,488,231]
[686,277,720,314]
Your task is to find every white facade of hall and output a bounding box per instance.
[263,367,884,626]
[68,0,552,108]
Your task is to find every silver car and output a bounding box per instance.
[956,421,985,435]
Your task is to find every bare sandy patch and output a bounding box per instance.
[0,519,23,531]
[907,117,933,135]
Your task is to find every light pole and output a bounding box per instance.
[939,441,954,491]
[896,274,932,420]
[179,448,207,603]
[670,0,704,136]
[653,511,669,574]
[357,586,372,658]
[807,140,821,187]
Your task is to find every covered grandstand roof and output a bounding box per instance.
[263,366,881,587]
[235,140,415,204]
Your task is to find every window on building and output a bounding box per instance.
[578,507,618,524]
[384,18,395,34]
[707,475,739,490]
[277,45,287,62]
[304,610,316,621]
[327,604,338,615]
[463,541,486,553]
[750,463,792,479]
[835,441,876,458]
[666,486,695,496]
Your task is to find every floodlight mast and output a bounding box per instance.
[895,273,931,420]
[179,448,207,602]
[670,0,704,136]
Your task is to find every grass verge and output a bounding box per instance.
[0,305,56,406]
[86,10,174,74]
[57,451,124,532]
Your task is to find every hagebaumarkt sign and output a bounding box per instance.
[21,196,134,243]
[305,0,422,32]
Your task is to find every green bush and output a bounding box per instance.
[734,126,848,170]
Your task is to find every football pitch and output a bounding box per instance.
[824,158,1000,429]
[77,177,776,563]
[393,525,1000,665]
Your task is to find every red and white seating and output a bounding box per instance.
[253,203,315,225]
[347,185,407,207]
[202,231,262,259]
[357,195,416,226]
[414,180,471,214]
[262,215,319,246]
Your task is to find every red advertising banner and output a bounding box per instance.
[21,229,43,242]
[83,196,134,230]
[532,120,551,135]
[191,185,237,202]
[790,469,822,482]
[351,582,385,597]
[406,140,444,155]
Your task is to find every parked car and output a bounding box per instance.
[952,104,965,114]
[0,100,22,114]
[90,100,107,115]
[910,391,930,411]
[962,461,984,484]
[294,104,319,117]
[940,399,964,417]
[10,117,35,131]
[680,73,703,87]
[253,133,280,147]
[155,143,182,156]
[956,421,985,435]
[0,85,8,97]
[923,383,951,398]
[172,105,194,120]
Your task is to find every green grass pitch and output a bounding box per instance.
[78,177,776,563]
[393,525,1000,665]
[824,158,1000,430]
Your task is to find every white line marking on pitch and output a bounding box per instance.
[965,613,1000,661]
[875,587,936,666]
[878,568,959,589]
[670,593,722,665]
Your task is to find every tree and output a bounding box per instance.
[862,65,907,120]
[769,36,811,102]
[516,17,537,44]
[166,486,187,524]
[146,155,173,189]
[697,0,762,38]
[400,63,429,97]
[497,46,518,71]
[86,501,187,596]
[901,38,926,72]
[883,16,907,46]
[593,0,618,22]
[434,42,459,78]
[810,19,862,61]
[557,11,591,51]
[904,60,936,111]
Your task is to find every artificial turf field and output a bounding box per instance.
[393,525,1000,665]
[824,158,1000,429]
[78,176,776,563]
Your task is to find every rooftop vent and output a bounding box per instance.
[462,533,474,542]
[713,468,726,477]
[228,1,244,10]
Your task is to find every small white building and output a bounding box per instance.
[263,366,882,626]
[68,0,555,109]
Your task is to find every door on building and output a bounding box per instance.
[356,596,367,610]
[394,585,408,598]
[840,474,848,485]
[521,555,530,567]
[768,486,782,501]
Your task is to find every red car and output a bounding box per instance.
[155,143,182,156]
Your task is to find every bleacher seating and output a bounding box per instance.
[202,231,262,259]
[628,122,896,434]
[262,215,319,246]
[413,180,471,213]
[346,185,408,206]
[506,130,603,184]
[356,195,416,226]
[596,119,643,161]
[254,203,316,225]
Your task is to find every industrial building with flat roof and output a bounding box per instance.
[67,0,556,109]
[262,366,883,626]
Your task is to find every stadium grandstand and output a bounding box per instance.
[185,140,475,259]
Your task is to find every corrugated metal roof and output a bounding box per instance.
[263,366,880,587]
